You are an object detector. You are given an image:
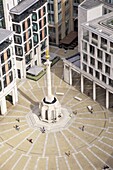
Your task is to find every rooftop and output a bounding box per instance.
[0,28,13,44]
[10,0,46,15]
[82,11,113,40]
[80,0,101,9]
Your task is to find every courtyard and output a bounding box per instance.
[0,59,113,170]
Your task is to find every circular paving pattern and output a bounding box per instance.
[0,60,113,170]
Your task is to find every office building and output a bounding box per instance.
[63,0,113,108]
[48,0,83,45]
[2,0,49,78]
[0,28,18,115]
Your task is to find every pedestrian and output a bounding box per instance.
[16,118,20,122]
[42,127,45,133]
[27,138,33,143]
[65,151,70,157]
[81,125,85,131]
[14,125,20,130]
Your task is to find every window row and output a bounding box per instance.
[0,49,11,64]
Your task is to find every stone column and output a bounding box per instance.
[1,96,7,115]
[106,89,109,109]
[93,82,96,101]
[81,74,84,93]
[69,67,72,85]
[12,86,18,105]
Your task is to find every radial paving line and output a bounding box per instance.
[34,158,40,170]
[54,133,61,156]
[16,104,31,111]
[28,89,38,102]
[94,144,113,158]
[28,81,33,89]
[98,139,113,150]
[1,127,30,144]
[64,156,71,170]
[56,156,59,170]
[0,124,28,135]
[23,155,31,170]
[87,147,111,169]
[60,86,71,103]
[46,157,49,170]
[71,125,100,139]
[42,133,48,157]
[61,130,77,153]
[74,121,106,130]
[0,120,26,126]
[67,129,89,147]
[0,150,15,168]
[11,154,23,170]
[29,88,39,102]
[72,153,83,170]
[26,132,41,155]
[0,148,11,158]
[80,151,97,170]
[18,94,31,104]
[12,129,36,151]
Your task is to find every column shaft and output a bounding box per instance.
[81,74,84,93]
[1,96,7,115]
[106,89,109,109]
[93,82,96,101]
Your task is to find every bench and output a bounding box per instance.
[56,92,64,96]
[74,96,82,101]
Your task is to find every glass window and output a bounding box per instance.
[32,12,37,21]
[83,63,87,72]
[15,46,23,56]
[7,49,11,58]
[89,67,93,75]
[33,34,38,45]
[98,61,102,70]
[105,53,111,63]
[13,24,21,33]
[83,53,87,62]
[2,65,6,75]
[14,35,22,44]
[27,18,30,28]
[97,49,102,59]
[90,45,95,55]
[102,74,106,83]
[90,57,95,66]
[9,71,13,82]
[105,65,110,74]
[109,78,113,87]
[95,71,100,79]
[8,60,12,70]
[33,23,38,32]
[1,54,4,64]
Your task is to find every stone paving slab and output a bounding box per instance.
[0,56,113,170]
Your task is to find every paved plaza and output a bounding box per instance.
[0,57,113,170]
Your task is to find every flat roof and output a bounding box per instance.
[0,28,13,44]
[10,0,38,15]
[60,31,78,45]
[82,11,113,40]
[80,0,101,9]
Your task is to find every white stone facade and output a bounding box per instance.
[0,28,18,115]
[3,0,49,79]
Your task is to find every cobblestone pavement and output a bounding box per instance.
[0,60,113,170]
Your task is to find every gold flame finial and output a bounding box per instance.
[46,49,49,60]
